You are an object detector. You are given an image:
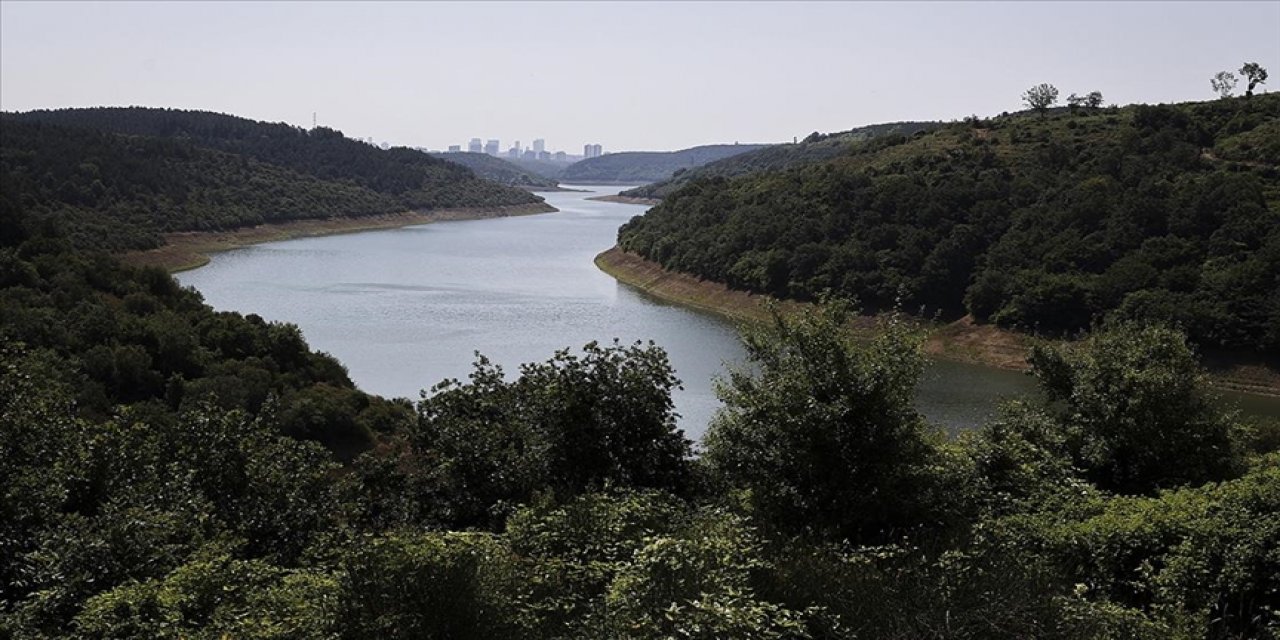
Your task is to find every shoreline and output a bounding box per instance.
[121,202,558,273]
[587,194,663,206]
[594,247,1280,398]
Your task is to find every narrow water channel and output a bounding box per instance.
[178,185,1279,440]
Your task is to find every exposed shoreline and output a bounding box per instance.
[121,202,558,273]
[586,194,663,206]
[594,247,1280,398]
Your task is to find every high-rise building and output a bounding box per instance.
[553,151,567,162]
[484,139,500,156]
[468,138,483,153]
[583,143,603,159]
[447,145,462,153]
[532,138,545,154]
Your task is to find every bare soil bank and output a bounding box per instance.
[595,247,1280,397]
[587,195,663,206]
[122,202,557,273]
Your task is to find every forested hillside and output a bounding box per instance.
[430,151,560,189]
[618,96,1280,353]
[1,108,542,251]
[2,101,1277,640]
[622,121,941,199]
[558,143,770,184]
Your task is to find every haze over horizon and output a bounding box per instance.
[2,0,1278,153]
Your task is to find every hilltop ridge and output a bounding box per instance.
[616,95,1280,354]
[557,143,770,185]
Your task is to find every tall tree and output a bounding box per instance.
[1211,70,1238,98]
[1022,83,1059,117]
[703,302,967,542]
[1239,62,1268,97]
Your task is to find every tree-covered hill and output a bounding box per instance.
[509,157,574,181]
[617,95,1280,353]
[1,108,542,251]
[622,121,941,199]
[4,114,1279,636]
[558,143,770,185]
[429,151,561,189]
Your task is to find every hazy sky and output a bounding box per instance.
[2,1,1278,152]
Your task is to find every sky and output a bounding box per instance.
[2,1,1278,153]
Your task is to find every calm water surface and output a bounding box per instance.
[179,185,1279,440]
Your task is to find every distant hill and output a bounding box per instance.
[0,108,543,251]
[623,122,941,199]
[509,158,575,181]
[430,152,560,189]
[616,96,1280,353]
[557,144,770,185]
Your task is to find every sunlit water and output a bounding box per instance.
[179,185,1279,440]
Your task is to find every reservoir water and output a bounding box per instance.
[179,185,1279,440]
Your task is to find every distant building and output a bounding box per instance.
[583,143,602,158]
[448,145,462,153]
[484,139,500,156]
[468,138,483,153]
[532,138,545,154]
[553,151,567,162]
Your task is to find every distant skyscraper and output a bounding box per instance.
[583,143,603,159]
[448,145,462,153]
[485,139,500,156]
[532,138,545,154]
[468,138,483,153]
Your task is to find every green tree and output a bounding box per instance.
[703,301,969,542]
[1028,323,1244,494]
[1022,83,1060,116]
[1211,70,1238,98]
[1240,62,1268,97]
[416,341,692,528]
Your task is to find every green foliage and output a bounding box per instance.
[704,301,974,543]
[414,340,693,528]
[603,511,814,639]
[1,108,542,252]
[618,95,1280,353]
[74,552,340,639]
[1023,83,1060,115]
[4,126,1278,637]
[335,532,523,639]
[1028,324,1244,494]
[989,459,1280,639]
